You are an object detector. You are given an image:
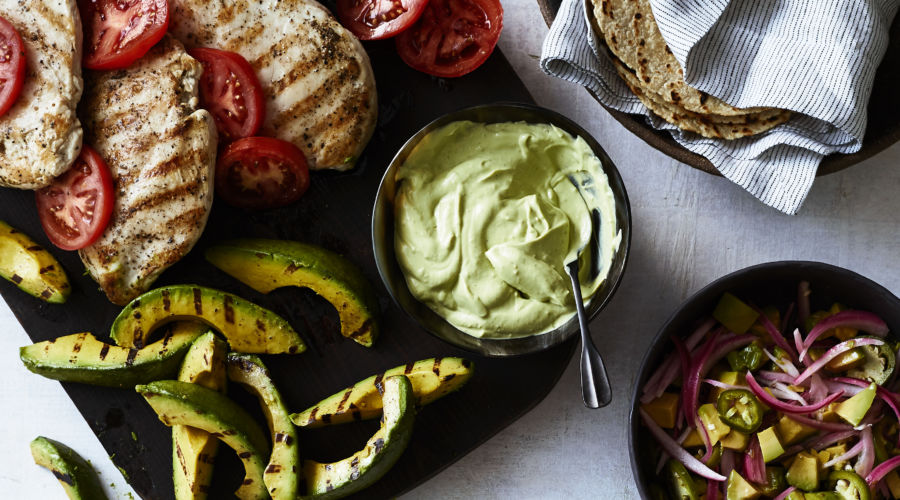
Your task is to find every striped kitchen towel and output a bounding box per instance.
[541,0,899,214]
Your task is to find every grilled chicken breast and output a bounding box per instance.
[0,0,82,189]
[169,0,377,171]
[78,35,217,305]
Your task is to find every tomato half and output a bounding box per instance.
[215,137,310,210]
[395,0,503,78]
[0,16,26,117]
[35,146,115,251]
[188,48,265,142]
[79,0,169,70]
[337,0,429,40]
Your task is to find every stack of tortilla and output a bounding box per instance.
[590,0,791,139]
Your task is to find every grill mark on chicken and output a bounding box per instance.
[78,35,216,304]
[0,0,83,189]
[168,0,376,171]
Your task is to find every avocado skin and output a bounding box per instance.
[172,332,228,500]
[136,380,270,500]
[30,436,108,500]
[205,239,380,347]
[292,357,473,428]
[302,375,415,499]
[111,284,305,355]
[0,220,70,303]
[226,353,299,500]
[19,323,206,387]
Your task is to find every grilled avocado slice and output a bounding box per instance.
[0,220,70,303]
[137,380,270,500]
[111,284,305,354]
[205,239,380,347]
[172,332,228,500]
[226,353,299,500]
[302,375,415,499]
[30,436,108,500]
[291,357,473,428]
[19,322,207,387]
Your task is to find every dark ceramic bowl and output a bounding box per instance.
[371,102,632,357]
[629,261,900,497]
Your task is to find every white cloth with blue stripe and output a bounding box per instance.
[540,0,899,214]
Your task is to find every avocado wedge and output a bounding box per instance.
[172,332,228,500]
[291,357,473,428]
[0,220,70,303]
[302,375,415,499]
[226,353,299,500]
[137,380,270,500]
[205,239,380,347]
[111,284,305,354]
[20,322,208,387]
[30,436,108,500]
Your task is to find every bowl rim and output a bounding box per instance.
[627,260,900,498]
[371,101,633,357]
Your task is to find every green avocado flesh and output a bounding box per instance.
[111,284,305,355]
[19,322,207,387]
[30,436,108,500]
[172,332,228,500]
[0,219,70,303]
[291,357,473,428]
[302,375,415,499]
[137,380,270,500]
[226,353,299,500]
[205,239,380,347]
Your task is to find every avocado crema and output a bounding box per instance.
[394,121,620,338]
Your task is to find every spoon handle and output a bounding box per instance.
[566,261,612,409]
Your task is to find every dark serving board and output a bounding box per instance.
[0,37,576,499]
[538,0,900,176]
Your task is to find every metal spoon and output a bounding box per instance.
[566,174,612,409]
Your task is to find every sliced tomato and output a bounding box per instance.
[0,16,26,117]
[79,0,168,70]
[395,0,503,78]
[189,47,265,142]
[337,0,429,40]
[35,146,115,251]
[216,137,310,210]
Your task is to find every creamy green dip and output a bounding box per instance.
[394,121,620,339]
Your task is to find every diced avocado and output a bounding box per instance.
[757,466,788,496]
[665,459,699,500]
[0,220,70,303]
[111,284,305,355]
[682,430,704,448]
[302,375,415,499]
[758,426,784,462]
[641,393,680,429]
[808,347,866,373]
[713,293,759,334]
[726,470,761,500]
[834,383,876,426]
[137,380,269,500]
[30,436,108,500]
[785,492,807,500]
[172,332,228,500]
[20,322,207,387]
[819,403,842,423]
[787,452,820,492]
[695,443,722,468]
[846,340,895,385]
[720,430,750,451]
[885,470,900,499]
[226,354,299,500]
[820,444,848,470]
[698,403,732,446]
[829,303,858,341]
[776,415,819,446]
[291,357,474,428]
[206,239,380,347]
[750,305,781,338]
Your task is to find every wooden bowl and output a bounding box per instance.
[537,0,900,176]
